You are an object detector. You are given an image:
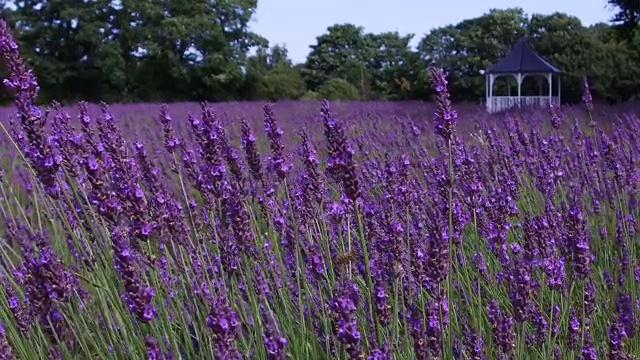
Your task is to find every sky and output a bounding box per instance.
[249,0,616,64]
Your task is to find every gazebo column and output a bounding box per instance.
[489,74,494,112]
[547,73,552,104]
[517,73,522,108]
[485,74,488,107]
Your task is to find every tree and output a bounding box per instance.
[417,8,529,101]
[239,43,306,101]
[526,13,594,103]
[2,1,638,104]
[7,0,113,102]
[301,24,374,94]
[302,24,426,100]
[3,0,264,102]
[415,8,640,103]
[529,13,640,102]
[123,0,265,101]
[608,0,640,39]
[366,31,426,99]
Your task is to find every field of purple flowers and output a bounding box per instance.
[1,19,639,360]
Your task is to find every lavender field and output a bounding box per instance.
[1,21,640,360]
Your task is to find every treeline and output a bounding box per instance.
[0,2,639,104]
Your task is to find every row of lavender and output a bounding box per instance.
[0,18,639,360]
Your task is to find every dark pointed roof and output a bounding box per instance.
[487,37,561,74]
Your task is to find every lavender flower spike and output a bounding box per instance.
[111,227,156,323]
[0,322,15,360]
[582,76,593,113]
[430,67,458,142]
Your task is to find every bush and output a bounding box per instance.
[318,78,360,100]
[261,67,307,100]
[300,90,320,100]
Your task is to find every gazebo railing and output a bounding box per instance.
[486,96,560,113]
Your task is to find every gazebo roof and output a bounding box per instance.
[487,37,561,74]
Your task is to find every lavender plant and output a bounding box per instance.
[0,19,639,360]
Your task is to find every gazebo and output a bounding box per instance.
[485,37,561,113]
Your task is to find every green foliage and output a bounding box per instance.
[299,8,640,104]
[0,1,638,104]
[301,24,427,100]
[413,8,640,103]
[608,0,640,39]
[318,78,360,100]
[417,8,529,101]
[2,0,264,103]
[258,67,306,101]
[528,14,640,103]
[300,90,320,100]
[239,44,306,101]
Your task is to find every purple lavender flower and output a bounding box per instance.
[51,102,82,179]
[13,230,78,343]
[260,306,288,360]
[47,347,62,360]
[487,300,515,357]
[542,251,566,291]
[208,121,246,196]
[462,325,485,360]
[423,211,450,287]
[616,292,636,338]
[298,129,325,213]
[156,104,181,153]
[1,275,30,335]
[425,298,443,357]
[547,101,562,129]
[530,307,548,346]
[205,296,243,360]
[567,308,580,349]
[565,205,593,280]
[321,101,361,203]
[508,252,533,323]
[263,104,290,181]
[111,227,156,323]
[190,107,228,202]
[608,321,628,360]
[223,177,255,258]
[581,329,597,360]
[473,252,489,280]
[408,305,427,360]
[328,280,364,360]
[0,18,62,198]
[0,322,15,359]
[583,280,596,319]
[373,283,391,326]
[604,270,614,289]
[145,334,169,360]
[582,76,594,114]
[367,347,391,360]
[430,67,457,142]
[241,119,264,187]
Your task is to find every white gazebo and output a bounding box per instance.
[485,37,561,113]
